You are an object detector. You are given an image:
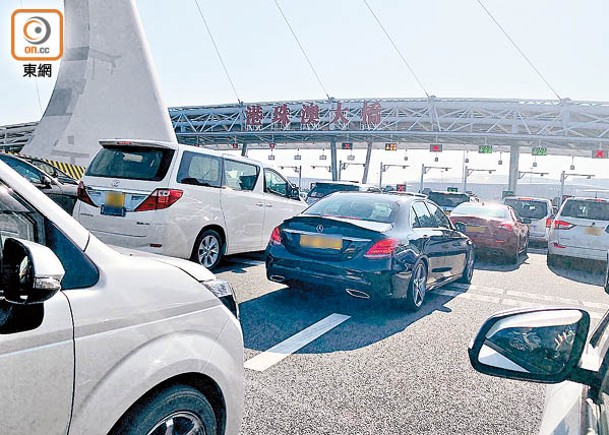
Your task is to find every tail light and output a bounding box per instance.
[498,222,513,232]
[553,220,574,230]
[77,181,95,206]
[365,238,398,258]
[269,226,282,245]
[545,217,553,228]
[135,189,183,212]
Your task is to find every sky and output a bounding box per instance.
[1,0,609,184]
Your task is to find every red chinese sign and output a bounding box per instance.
[272,104,291,128]
[330,101,349,125]
[246,105,263,127]
[361,101,382,126]
[301,103,320,127]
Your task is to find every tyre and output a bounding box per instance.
[604,258,609,294]
[457,246,475,284]
[111,384,217,435]
[522,237,529,255]
[192,229,224,270]
[547,253,559,268]
[404,261,428,311]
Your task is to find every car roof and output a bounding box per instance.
[330,190,421,205]
[564,196,609,202]
[504,196,551,202]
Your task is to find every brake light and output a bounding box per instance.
[498,222,513,231]
[135,189,183,212]
[269,226,282,245]
[553,220,574,230]
[365,238,398,258]
[77,181,95,206]
[545,217,553,228]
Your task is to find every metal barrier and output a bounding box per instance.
[1,151,86,180]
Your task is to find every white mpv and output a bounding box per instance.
[0,159,243,434]
[74,140,306,269]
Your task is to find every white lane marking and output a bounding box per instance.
[244,313,350,372]
[440,285,607,318]
[434,289,500,304]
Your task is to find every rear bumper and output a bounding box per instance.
[548,243,607,261]
[466,234,519,255]
[265,246,413,300]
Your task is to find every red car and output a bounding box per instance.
[449,202,529,263]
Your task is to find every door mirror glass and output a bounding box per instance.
[454,222,466,233]
[1,238,65,305]
[288,185,301,200]
[469,308,589,384]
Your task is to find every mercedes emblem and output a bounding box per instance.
[316,224,324,233]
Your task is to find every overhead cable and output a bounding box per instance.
[362,0,430,98]
[476,0,561,100]
[193,0,242,103]
[273,0,331,99]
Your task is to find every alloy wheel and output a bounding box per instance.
[198,235,220,268]
[412,264,427,307]
[147,411,206,435]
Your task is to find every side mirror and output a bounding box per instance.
[1,238,65,305]
[288,185,301,200]
[468,307,590,384]
[454,222,466,233]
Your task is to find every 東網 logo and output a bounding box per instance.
[11,9,63,61]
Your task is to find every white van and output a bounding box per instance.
[74,140,306,269]
[503,196,555,244]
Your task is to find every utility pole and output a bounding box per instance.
[463,166,496,192]
[420,164,451,192]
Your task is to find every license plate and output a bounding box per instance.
[585,226,603,236]
[300,234,342,250]
[101,191,125,216]
[467,226,486,233]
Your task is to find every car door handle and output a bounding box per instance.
[452,242,461,247]
[265,204,273,208]
[255,202,264,207]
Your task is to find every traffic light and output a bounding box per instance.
[592,149,609,159]
[478,145,493,154]
[385,143,397,151]
[341,142,353,150]
[396,184,406,192]
[269,143,276,150]
[429,143,443,153]
[231,143,239,149]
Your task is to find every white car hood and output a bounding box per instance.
[111,246,216,282]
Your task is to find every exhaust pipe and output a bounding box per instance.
[346,288,370,299]
[270,275,285,283]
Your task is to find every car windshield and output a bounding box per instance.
[304,194,398,223]
[451,203,509,219]
[86,146,174,181]
[504,199,549,219]
[561,199,609,221]
[428,192,470,208]
[308,183,360,198]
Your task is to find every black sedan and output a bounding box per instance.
[266,192,474,311]
[0,153,78,213]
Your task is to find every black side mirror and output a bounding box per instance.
[288,185,301,200]
[469,307,590,384]
[1,238,65,305]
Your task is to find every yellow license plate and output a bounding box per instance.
[467,226,486,233]
[105,191,125,208]
[300,235,342,250]
[585,226,603,236]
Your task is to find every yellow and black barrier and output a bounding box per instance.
[1,151,86,180]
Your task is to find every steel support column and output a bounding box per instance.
[241,143,248,157]
[330,140,338,181]
[362,141,373,184]
[508,145,520,194]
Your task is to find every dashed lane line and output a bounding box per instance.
[437,285,606,319]
[244,313,351,372]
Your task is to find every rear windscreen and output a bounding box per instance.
[308,184,360,198]
[304,194,398,223]
[451,203,508,219]
[428,192,470,208]
[561,200,609,221]
[504,199,548,219]
[86,146,174,181]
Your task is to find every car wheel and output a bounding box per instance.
[547,253,559,268]
[193,229,224,270]
[508,249,519,265]
[404,261,428,311]
[604,259,609,294]
[457,246,475,284]
[110,384,217,435]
